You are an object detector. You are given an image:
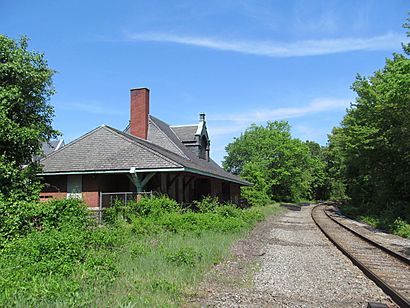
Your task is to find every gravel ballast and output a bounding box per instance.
[193,205,396,307]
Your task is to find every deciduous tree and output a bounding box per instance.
[326,19,410,219]
[0,35,58,201]
[223,121,323,204]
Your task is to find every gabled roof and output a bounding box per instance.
[41,126,182,173]
[171,125,198,142]
[42,140,65,155]
[147,116,188,158]
[40,124,250,185]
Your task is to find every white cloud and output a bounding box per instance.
[208,97,349,164]
[126,32,404,57]
[207,97,349,138]
[210,98,350,124]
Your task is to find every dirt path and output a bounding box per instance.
[190,206,395,307]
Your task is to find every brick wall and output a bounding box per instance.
[83,191,99,208]
[39,192,67,202]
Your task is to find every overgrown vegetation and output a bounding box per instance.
[223,17,410,238]
[223,121,328,204]
[326,18,410,237]
[0,196,281,306]
[0,35,58,202]
[341,204,410,239]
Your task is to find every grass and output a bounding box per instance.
[0,197,281,307]
[94,231,240,307]
[340,203,410,239]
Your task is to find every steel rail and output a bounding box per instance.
[323,207,410,266]
[311,205,410,308]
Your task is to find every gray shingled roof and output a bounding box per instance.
[40,123,250,185]
[41,126,182,173]
[147,117,188,158]
[171,125,198,142]
[42,140,64,156]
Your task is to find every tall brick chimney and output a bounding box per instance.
[130,88,149,139]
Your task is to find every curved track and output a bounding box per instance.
[312,204,410,308]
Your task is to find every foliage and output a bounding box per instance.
[340,203,410,239]
[165,247,202,267]
[322,128,349,200]
[0,198,90,245]
[106,196,265,235]
[327,21,410,225]
[393,218,410,238]
[0,35,58,202]
[223,121,327,203]
[0,196,281,306]
[0,199,121,306]
[305,141,328,200]
[104,195,180,223]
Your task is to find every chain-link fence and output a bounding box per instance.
[93,191,153,223]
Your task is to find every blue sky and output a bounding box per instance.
[1,1,408,164]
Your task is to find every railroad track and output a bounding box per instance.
[311,204,410,308]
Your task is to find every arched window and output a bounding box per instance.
[199,135,207,159]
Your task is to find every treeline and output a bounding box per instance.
[223,121,328,205]
[223,20,410,236]
[325,24,410,234]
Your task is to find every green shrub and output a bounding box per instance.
[129,195,180,217]
[0,194,279,306]
[240,186,271,207]
[131,216,162,235]
[0,224,119,305]
[150,279,179,295]
[130,243,150,257]
[339,203,363,218]
[0,198,90,245]
[359,215,380,228]
[158,211,249,234]
[104,196,266,236]
[88,225,126,249]
[392,218,410,238]
[2,226,87,276]
[103,195,180,224]
[214,204,242,218]
[165,247,202,267]
[193,196,221,213]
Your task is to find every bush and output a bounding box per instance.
[240,186,271,207]
[0,194,276,306]
[103,195,180,224]
[131,216,162,235]
[165,247,202,267]
[0,198,90,244]
[393,218,410,238]
[0,223,119,305]
[192,196,221,213]
[129,195,180,218]
[1,226,88,277]
[105,196,266,235]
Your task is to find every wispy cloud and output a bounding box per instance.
[126,32,404,57]
[208,97,350,137]
[212,98,349,122]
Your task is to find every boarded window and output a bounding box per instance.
[67,175,82,199]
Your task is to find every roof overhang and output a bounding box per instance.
[39,167,251,186]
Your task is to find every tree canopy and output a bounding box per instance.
[0,35,58,201]
[223,121,327,204]
[326,21,410,220]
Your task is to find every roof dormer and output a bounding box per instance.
[171,113,211,161]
